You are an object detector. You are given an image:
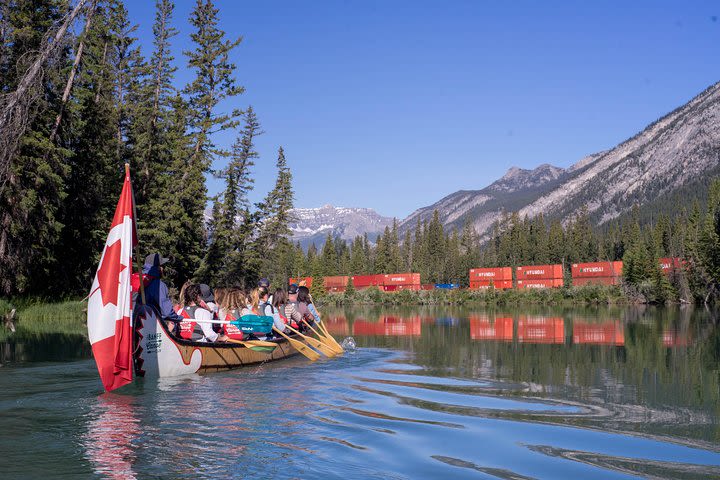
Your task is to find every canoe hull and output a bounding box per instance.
[134,307,299,378]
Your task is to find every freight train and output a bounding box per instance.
[291,258,682,293]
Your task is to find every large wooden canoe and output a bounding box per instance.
[133,306,300,378]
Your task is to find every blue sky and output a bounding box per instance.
[125,0,720,219]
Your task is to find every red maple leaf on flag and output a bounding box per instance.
[96,240,127,307]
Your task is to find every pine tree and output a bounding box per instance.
[183,0,244,281]
[0,0,69,294]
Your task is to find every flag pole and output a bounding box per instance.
[126,163,146,307]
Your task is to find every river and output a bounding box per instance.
[1,305,719,479]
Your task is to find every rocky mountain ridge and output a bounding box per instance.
[399,80,720,238]
[289,204,393,249]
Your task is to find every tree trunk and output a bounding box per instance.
[48,1,97,148]
[0,0,88,190]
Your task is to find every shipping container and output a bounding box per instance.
[323,275,349,288]
[326,286,346,293]
[289,277,313,288]
[517,279,564,289]
[353,316,422,336]
[572,321,624,346]
[351,274,384,288]
[434,283,460,289]
[382,273,421,286]
[469,267,513,281]
[659,257,683,274]
[516,264,563,280]
[469,280,514,290]
[572,276,621,286]
[517,316,564,344]
[470,316,513,341]
[420,284,435,291]
[571,261,623,278]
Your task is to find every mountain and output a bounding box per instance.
[289,205,393,250]
[400,80,720,237]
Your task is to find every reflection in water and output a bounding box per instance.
[324,305,720,445]
[1,305,719,479]
[84,394,140,480]
[1,332,90,364]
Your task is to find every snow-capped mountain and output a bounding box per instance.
[400,80,720,238]
[289,204,393,249]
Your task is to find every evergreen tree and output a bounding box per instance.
[0,0,69,294]
[183,0,244,281]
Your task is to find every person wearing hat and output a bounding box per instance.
[198,284,219,316]
[284,283,304,326]
[142,253,184,330]
[258,278,273,304]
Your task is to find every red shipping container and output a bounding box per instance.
[659,257,683,275]
[573,322,624,346]
[382,273,421,286]
[326,286,346,293]
[517,316,564,344]
[382,285,398,292]
[469,267,512,281]
[420,284,435,290]
[469,280,513,290]
[289,277,313,288]
[517,279,564,289]
[351,274,383,288]
[572,277,620,286]
[571,261,623,278]
[353,316,422,336]
[470,316,513,341]
[323,276,349,288]
[516,264,563,280]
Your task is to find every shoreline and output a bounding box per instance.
[316,285,635,307]
[0,285,676,340]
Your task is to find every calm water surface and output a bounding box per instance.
[1,305,719,479]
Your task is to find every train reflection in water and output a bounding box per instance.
[322,311,696,348]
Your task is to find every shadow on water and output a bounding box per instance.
[1,331,90,364]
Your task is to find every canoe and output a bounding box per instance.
[133,306,300,378]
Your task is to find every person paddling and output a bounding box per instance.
[259,286,285,335]
[180,284,228,343]
[297,285,321,326]
[140,253,184,334]
[284,283,304,327]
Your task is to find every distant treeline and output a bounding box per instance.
[295,183,720,305]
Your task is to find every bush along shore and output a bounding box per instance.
[316,285,630,307]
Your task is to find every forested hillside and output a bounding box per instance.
[0,0,295,296]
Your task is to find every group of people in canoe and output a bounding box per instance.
[134,253,320,343]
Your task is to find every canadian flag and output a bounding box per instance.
[87,165,137,392]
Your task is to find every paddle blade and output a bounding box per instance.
[247,345,277,353]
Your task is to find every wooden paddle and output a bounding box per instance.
[300,319,343,355]
[272,326,320,361]
[284,325,338,358]
[308,294,345,352]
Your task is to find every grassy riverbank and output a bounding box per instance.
[0,299,86,341]
[318,285,628,307]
